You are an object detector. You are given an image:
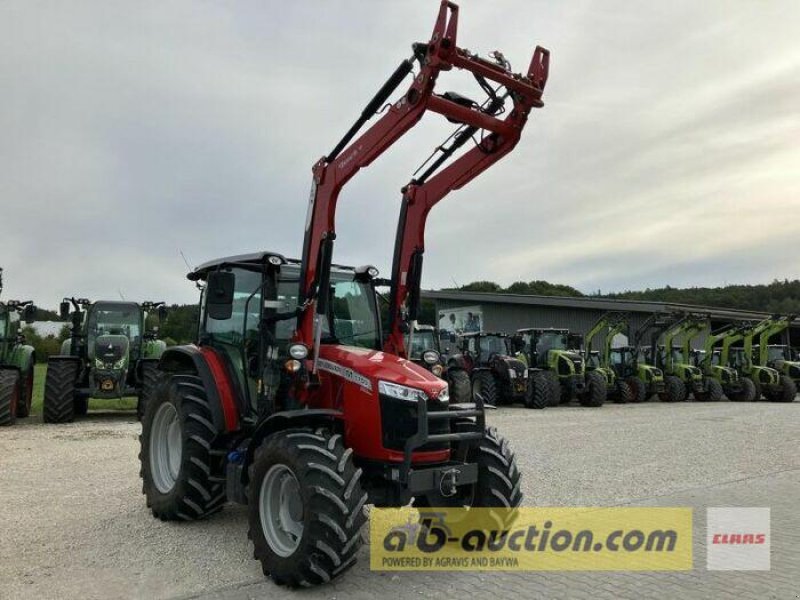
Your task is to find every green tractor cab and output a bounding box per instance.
[0,268,38,426]
[43,298,169,422]
[517,327,605,407]
[608,345,666,402]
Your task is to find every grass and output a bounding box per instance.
[30,363,138,417]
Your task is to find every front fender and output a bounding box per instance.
[242,409,344,484]
[7,344,35,373]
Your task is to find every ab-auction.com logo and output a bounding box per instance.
[707,507,770,571]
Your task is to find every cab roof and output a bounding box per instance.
[187,251,359,282]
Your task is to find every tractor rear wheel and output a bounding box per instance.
[43,360,79,423]
[614,380,633,404]
[626,376,647,403]
[579,371,606,407]
[140,374,226,520]
[472,371,498,407]
[248,428,366,587]
[138,361,160,421]
[525,371,548,409]
[767,376,797,403]
[544,371,560,406]
[16,363,34,418]
[0,370,21,426]
[662,376,684,402]
[447,369,472,403]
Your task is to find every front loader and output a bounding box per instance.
[139,1,549,588]
[730,315,797,402]
[43,298,168,422]
[634,313,699,402]
[656,313,723,401]
[583,312,637,403]
[752,315,800,395]
[0,268,38,426]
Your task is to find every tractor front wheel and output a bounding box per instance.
[543,371,560,406]
[447,369,472,403]
[696,379,723,402]
[248,428,366,587]
[138,361,160,421]
[43,360,79,423]
[661,376,685,402]
[766,376,797,403]
[733,377,757,402]
[471,371,498,407]
[525,371,549,409]
[579,371,606,407]
[626,376,647,403]
[140,374,226,520]
[0,370,21,426]
[614,380,633,404]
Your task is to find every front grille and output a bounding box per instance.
[379,394,450,452]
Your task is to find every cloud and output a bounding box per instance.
[1,0,798,309]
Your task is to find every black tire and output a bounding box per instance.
[472,370,498,407]
[17,363,34,418]
[579,371,606,407]
[248,428,366,588]
[768,375,797,403]
[662,375,684,403]
[447,369,472,403]
[614,380,633,404]
[525,371,548,409]
[735,377,756,402]
[750,377,762,401]
[140,374,226,521]
[138,361,160,421]
[626,376,647,403]
[43,360,78,423]
[0,370,21,426]
[706,378,723,402]
[543,371,560,407]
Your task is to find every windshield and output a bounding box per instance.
[610,347,633,366]
[767,346,788,361]
[325,273,380,349]
[535,331,567,354]
[479,335,508,357]
[405,330,438,358]
[87,302,142,356]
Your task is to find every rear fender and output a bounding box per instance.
[7,344,35,373]
[241,409,343,484]
[158,345,240,433]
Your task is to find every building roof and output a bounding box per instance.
[422,289,780,323]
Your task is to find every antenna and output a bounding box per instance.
[179,249,194,271]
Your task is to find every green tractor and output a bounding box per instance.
[517,327,605,407]
[583,312,637,403]
[43,298,168,422]
[0,269,37,426]
[732,315,797,402]
[752,315,800,394]
[404,324,471,403]
[602,313,668,402]
[636,313,717,402]
[687,320,755,402]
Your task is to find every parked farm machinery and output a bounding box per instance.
[0,268,37,426]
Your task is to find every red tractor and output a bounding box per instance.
[140,1,548,587]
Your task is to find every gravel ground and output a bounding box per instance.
[1,400,798,599]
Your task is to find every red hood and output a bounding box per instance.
[318,344,447,398]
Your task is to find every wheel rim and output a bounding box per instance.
[260,464,304,557]
[149,403,182,493]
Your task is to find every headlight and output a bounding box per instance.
[113,358,125,369]
[288,343,309,360]
[431,364,443,377]
[378,380,428,403]
[437,387,449,403]
[95,358,104,369]
[422,350,440,366]
[508,368,517,379]
[522,369,528,378]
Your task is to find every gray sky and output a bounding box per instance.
[1,1,798,308]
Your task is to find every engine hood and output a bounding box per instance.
[318,344,447,398]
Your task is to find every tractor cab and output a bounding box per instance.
[403,324,444,377]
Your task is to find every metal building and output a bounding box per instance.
[423,290,800,348]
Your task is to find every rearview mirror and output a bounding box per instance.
[23,304,37,324]
[60,301,71,320]
[206,271,235,321]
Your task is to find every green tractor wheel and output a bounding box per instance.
[731,377,756,402]
[0,370,21,426]
[543,371,560,407]
[766,375,797,403]
[43,360,79,424]
[579,371,606,408]
[16,364,34,419]
[446,369,472,404]
[525,371,549,409]
[696,378,723,402]
[613,380,633,404]
[472,371,499,407]
[625,376,647,403]
[661,376,685,402]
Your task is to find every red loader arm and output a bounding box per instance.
[296,0,549,369]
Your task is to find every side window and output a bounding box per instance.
[206,268,262,344]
